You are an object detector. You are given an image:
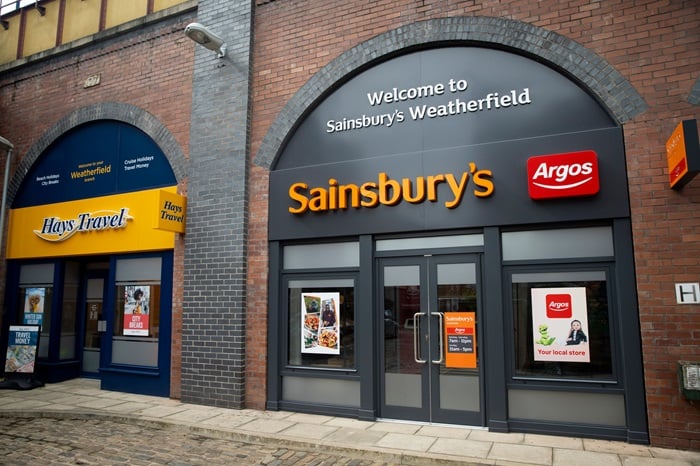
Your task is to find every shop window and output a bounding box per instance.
[17,263,54,358]
[112,257,161,367]
[287,278,355,369]
[510,270,614,381]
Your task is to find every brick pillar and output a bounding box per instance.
[181,0,252,408]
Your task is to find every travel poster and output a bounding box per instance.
[123,285,150,336]
[301,292,340,355]
[444,312,477,369]
[531,287,590,363]
[23,287,45,327]
[4,325,40,374]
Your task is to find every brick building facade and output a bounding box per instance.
[1,0,699,451]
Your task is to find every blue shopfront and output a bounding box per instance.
[1,120,183,397]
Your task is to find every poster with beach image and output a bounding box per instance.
[23,287,45,327]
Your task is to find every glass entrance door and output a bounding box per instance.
[82,272,107,375]
[380,255,482,425]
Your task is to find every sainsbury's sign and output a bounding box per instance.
[527,150,599,200]
[288,163,494,214]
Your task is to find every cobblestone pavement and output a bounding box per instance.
[0,416,396,466]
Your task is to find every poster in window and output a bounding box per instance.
[23,287,45,328]
[444,312,477,369]
[4,325,40,374]
[123,286,150,336]
[301,292,340,355]
[531,287,590,363]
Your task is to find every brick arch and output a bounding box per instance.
[8,102,188,205]
[254,16,648,170]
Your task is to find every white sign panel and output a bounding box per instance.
[531,287,590,363]
[675,283,700,304]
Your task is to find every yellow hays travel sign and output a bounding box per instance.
[7,188,180,259]
[155,190,187,233]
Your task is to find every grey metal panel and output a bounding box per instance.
[19,263,55,284]
[283,376,360,407]
[270,127,628,240]
[509,389,626,426]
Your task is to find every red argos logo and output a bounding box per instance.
[546,294,572,318]
[527,150,600,200]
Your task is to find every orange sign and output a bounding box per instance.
[666,119,700,189]
[444,312,477,369]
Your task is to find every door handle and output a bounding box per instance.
[431,312,444,364]
[413,312,427,363]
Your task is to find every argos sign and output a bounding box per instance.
[546,293,573,319]
[527,150,599,200]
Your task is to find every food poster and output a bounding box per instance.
[123,285,150,336]
[23,287,45,327]
[5,325,40,373]
[531,287,590,363]
[301,292,340,355]
[444,312,477,369]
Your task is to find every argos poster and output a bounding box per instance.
[301,292,340,355]
[531,287,590,363]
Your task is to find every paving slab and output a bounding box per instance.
[552,448,621,466]
[429,437,494,459]
[375,432,437,452]
[417,424,473,439]
[488,443,552,466]
[323,427,388,446]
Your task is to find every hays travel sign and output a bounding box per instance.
[7,188,178,259]
[35,208,132,242]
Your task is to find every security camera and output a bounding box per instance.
[184,23,227,58]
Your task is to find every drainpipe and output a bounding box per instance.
[0,136,14,261]
[0,136,13,335]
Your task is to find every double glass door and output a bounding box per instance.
[380,254,482,425]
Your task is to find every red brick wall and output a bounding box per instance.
[0,17,195,399]
[250,0,700,448]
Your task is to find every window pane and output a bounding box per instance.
[512,272,613,380]
[114,284,160,339]
[284,242,359,269]
[376,234,483,251]
[287,280,355,369]
[113,283,160,367]
[502,227,613,260]
[60,262,80,360]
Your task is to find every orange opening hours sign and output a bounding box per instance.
[444,312,477,369]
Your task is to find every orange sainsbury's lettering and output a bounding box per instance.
[287,166,494,214]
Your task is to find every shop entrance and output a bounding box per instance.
[81,270,108,376]
[379,254,483,425]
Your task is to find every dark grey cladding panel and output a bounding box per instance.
[270,127,628,241]
[274,47,615,171]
